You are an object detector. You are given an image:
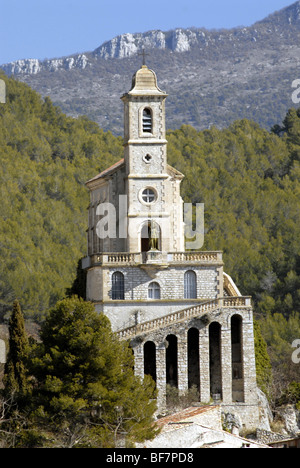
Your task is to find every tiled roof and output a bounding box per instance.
[155,406,218,428]
[86,158,125,184]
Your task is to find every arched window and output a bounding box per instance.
[148,282,160,299]
[143,108,152,133]
[112,271,124,300]
[184,270,197,299]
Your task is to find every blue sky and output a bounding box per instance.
[0,0,296,64]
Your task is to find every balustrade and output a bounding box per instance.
[91,251,222,266]
[117,296,251,340]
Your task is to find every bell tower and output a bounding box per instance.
[121,64,168,172]
[83,63,260,429]
[121,64,185,253]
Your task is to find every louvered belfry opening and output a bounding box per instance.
[143,108,152,133]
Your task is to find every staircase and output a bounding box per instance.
[116,296,251,340]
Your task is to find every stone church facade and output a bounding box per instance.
[82,64,260,428]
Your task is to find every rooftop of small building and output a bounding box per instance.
[139,406,270,449]
[155,405,220,428]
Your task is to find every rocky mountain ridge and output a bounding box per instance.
[3,1,300,75]
[1,1,300,134]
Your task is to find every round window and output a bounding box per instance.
[141,188,157,204]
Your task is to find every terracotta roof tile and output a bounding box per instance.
[156,406,218,427]
[86,158,125,184]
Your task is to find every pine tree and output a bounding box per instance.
[3,300,29,398]
[29,296,158,448]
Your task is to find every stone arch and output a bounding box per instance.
[144,341,157,384]
[231,314,245,402]
[142,107,153,133]
[209,322,222,399]
[166,334,178,388]
[188,328,200,395]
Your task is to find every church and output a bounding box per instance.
[82,63,260,429]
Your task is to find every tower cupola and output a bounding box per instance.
[129,65,166,96]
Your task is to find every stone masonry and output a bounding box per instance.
[82,64,260,429]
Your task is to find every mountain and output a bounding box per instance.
[1,1,300,134]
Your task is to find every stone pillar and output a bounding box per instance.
[242,311,258,405]
[133,344,144,380]
[199,327,210,403]
[221,325,232,404]
[156,342,167,411]
[177,332,188,396]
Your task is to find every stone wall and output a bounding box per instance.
[129,305,259,428]
[91,264,221,330]
[256,429,288,445]
[105,265,219,301]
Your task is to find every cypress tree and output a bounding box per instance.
[254,320,273,399]
[3,299,29,397]
[66,259,87,300]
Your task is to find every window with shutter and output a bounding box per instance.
[112,271,125,300]
[143,108,152,133]
[148,282,161,299]
[184,270,197,299]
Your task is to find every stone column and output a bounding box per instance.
[242,311,258,405]
[156,342,167,412]
[177,332,188,396]
[133,344,144,380]
[221,325,232,404]
[199,327,210,403]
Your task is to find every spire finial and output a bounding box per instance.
[138,48,149,66]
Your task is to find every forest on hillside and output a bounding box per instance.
[0,72,299,395]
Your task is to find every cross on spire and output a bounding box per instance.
[138,49,149,66]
